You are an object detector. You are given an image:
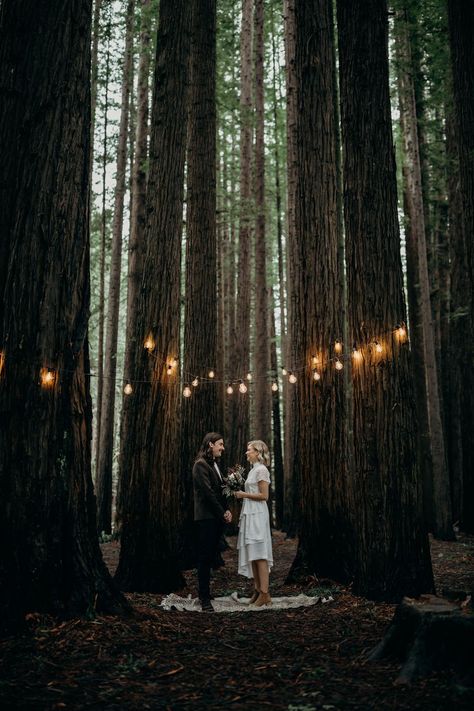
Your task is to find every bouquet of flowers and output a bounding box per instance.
[222,464,246,498]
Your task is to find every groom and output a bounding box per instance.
[193,432,232,612]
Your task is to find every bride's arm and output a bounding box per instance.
[235,480,269,502]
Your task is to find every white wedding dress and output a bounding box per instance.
[237,463,273,578]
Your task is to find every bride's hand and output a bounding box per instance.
[234,490,245,500]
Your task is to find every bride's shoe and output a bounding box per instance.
[253,592,272,607]
[248,590,260,605]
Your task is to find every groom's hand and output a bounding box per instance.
[223,510,232,523]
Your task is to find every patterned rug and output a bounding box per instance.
[160,591,334,612]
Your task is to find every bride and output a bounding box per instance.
[234,440,273,607]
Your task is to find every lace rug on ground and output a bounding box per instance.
[160,591,334,612]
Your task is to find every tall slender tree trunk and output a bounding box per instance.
[90,0,103,170]
[96,0,135,535]
[180,0,219,565]
[337,0,434,600]
[253,0,271,445]
[282,0,297,534]
[394,6,453,540]
[0,0,128,627]
[116,0,152,532]
[114,0,191,591]
[287,0,351,584]
[228,0,253,468]
[447,0,474,534]
[94,17,112,477]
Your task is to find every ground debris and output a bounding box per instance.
[1,531,473,710]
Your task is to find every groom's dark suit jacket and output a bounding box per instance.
[193,457,227,521]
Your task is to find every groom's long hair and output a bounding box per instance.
[195,432,223,464]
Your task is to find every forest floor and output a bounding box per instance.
[1,532,473,711]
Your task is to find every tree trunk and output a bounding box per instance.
[116,0,152,533]
[282,0,297,535]
[0,0,128,627]
[227,0,253,469]
[447,0,474,534]
[286,0,352,584]
[114,0,191,592]
[180,0,219,566]
[337,0,434,600]
[93,16,112,477]
[394,5,453,540]
[96,0,135,535]
[253,0,271,446]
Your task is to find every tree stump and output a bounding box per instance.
[369,594,474,686]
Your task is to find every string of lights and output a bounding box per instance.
[0,323,408,398]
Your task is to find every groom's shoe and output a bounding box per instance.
[200,598,214,612]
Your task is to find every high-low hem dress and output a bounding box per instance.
[237,463,273,578]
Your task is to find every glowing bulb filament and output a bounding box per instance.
[144,334,155,351]
[40,368,56,388]
[239,381,248,394]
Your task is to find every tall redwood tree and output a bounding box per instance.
[115,0,192,591]
[0,0,128,626]
[337,0,434,600]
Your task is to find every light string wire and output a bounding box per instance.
[0,323,408,395]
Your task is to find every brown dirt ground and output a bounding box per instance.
[1,531,473,710]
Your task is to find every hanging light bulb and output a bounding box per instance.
[239,380,248,394]
[124,383,133,395]
[271,382,278,392]
[289,372,297,384]
[40,368,56,389]
[352,346,363,362]
[226,384,234,395]
[334,340,342,354]
[311,354,319,367]
[144,334,155,351]
[167,364,173,376]
[313,370,321,381]
[374,341,383,354]
[208,369,215,379]
[171,357,178,368]
[192,377,199,387]
[396,324,407,341]
[246,372,252,381]
[183,385,192,398]
[281,366,287,376]
[335,359,343,371]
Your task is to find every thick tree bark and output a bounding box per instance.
[337,0,434,600]
[253,0,271,446]
[96,0,135,535]
[227,0,253,469]
[0,0,128,627]
[114,0,191,591]
[447,0,474,534]
[116,0,152,533]
[287,0,352,584]
[180,0,219,565]
[394,6,453,540]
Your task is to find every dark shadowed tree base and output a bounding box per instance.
[285,532,353,586]
[114,556,185,594]
[369,595,474,686]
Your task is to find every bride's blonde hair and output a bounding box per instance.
[248,440,270,467]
